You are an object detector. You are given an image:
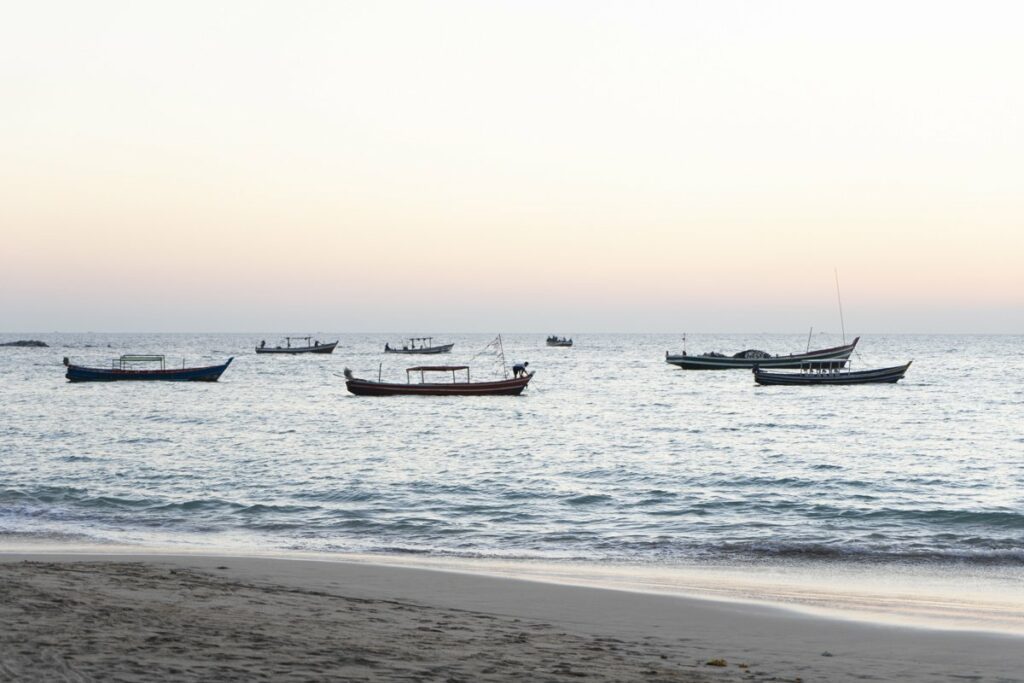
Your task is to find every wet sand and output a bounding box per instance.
[1,553,1021,682]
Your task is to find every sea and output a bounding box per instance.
[3,333,1023,630]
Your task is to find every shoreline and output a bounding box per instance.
[3,541,1023,635]
[2,550,1022,681]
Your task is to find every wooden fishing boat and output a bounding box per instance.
[546,336,573,347]
[384,337,454,354]
[63,355,233,382]
[256,337,337,354]
[344,366,533,396]
[666,337,859,370]
[753,361,912,386]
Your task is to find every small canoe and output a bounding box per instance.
[344,366,533,396]
[64,355,233,382]
[753,361,912,386]
[667,337,859,370]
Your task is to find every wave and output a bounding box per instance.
[838,508,1024,529]
[564,494,613,506]
[708,541,1024,566]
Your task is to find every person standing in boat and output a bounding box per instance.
[260,340,266,349]
[512,361,529,378]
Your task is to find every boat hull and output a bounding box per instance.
[546,341,573,347]
[384,343,454,355]
[753,362,911,386]
[346,372,533,396]
[666,338,859,370]
[65,358,233,382]
[255,341,337,354]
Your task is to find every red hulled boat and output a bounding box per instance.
[344,365,533,396]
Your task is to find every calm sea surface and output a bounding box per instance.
[2,333,1022,569]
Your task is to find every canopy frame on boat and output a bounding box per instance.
[281,336,316,348]
[406,365,470,383]
[795,359,849,373]
[117,354,165,370]
[405,337,432,349]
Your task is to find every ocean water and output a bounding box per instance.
[2,332,1022,570]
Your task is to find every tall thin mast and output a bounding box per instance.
[834,268,846,344]
[497,334,508,379]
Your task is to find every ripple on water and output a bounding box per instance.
[1,332,1022,568]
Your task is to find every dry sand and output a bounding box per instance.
[1,553,1021,682]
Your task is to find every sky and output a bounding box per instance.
[1,1,1021,332]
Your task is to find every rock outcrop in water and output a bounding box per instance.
[0,340,48,347]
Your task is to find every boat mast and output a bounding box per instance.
[834,268,846,344]
[497,334,508,379]
[806,326,813,353]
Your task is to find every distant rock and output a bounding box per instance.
[0,340,48,347]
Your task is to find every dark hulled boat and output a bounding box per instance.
[546,336,573,347]
[753,361,912,386]
[344,366,533,396]
[384,337,454,355]
[64,355,233,382]
[256,337,337,354]
[666,337,859,370]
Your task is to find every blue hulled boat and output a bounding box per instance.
[63,355,233,382]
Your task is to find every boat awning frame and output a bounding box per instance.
[118,354,165,370]
[406,365,470,384]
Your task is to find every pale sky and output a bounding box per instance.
[2,1,1021,332]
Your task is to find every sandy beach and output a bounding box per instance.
[1,553,1021,682]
